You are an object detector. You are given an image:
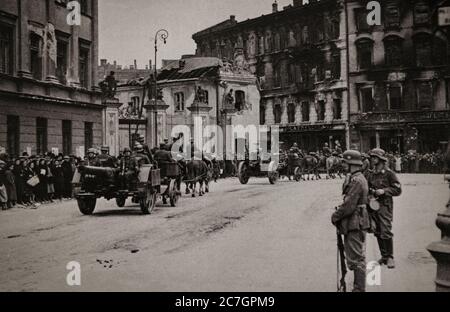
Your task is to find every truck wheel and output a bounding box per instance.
[77,198,97,215]
[140,189,157,215]
[115,197,126,208]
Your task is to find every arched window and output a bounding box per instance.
[384,37,403,67]
[235,90,246,111]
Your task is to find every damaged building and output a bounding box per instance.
[193,0,349,152]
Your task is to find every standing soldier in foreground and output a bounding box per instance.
[368,148,402,269]
[332,150,370,292]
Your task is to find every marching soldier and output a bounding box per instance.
[368,148,402,269]
[332,150,370,292]
[85,148,101,167]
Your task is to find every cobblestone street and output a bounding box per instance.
[0,174,446,292]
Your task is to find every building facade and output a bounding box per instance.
[116,56,260,157]
[348,0,450,154]
[193,0,349,152]
[0,0,103,158]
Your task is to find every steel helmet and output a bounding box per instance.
[369,148,388,162]
[88,148,96,154]
[343,150,363,166]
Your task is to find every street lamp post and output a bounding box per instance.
[153,29,169,147]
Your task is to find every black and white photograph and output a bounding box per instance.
[0,0,450,297]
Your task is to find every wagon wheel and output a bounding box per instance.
[115,197,126,208]
[294,167,302,182]
[238,162,250,185]
[169,179,180,207]
[77,197,97,215]
[268,161,279,185]
[140,187,157,215]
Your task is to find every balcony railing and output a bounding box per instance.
[354,110,450,124]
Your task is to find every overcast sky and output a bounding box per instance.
[98,0,293,68]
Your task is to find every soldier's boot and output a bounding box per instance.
[377,238,388,265]
[352,268,366,293]
[386,239,395,269]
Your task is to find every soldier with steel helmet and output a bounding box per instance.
[133,143,151,166]
[136,134,154,164]
[85,148,101,167]
[332,150,370,292]
[119,147,138,187]
[98,146,116,168]
[367,148,402,269]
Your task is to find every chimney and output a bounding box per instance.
[272,1,278,13]
[100,59,107,66]
[149,60,152,71]
[230,15,236,22]
[134,59,137,69]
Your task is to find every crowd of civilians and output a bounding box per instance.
[0,148,447,210]
[0,152,78,210]
[384,150,446,174]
